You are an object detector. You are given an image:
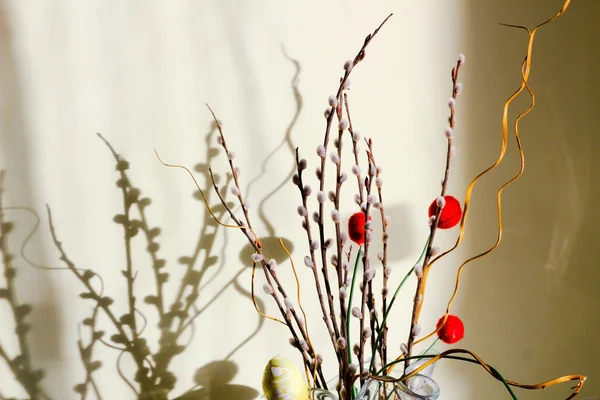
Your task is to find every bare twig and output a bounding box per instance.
[365,140,389,368]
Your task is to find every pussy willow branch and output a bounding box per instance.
[332,110,351,385]
[344,95,365,207]
[357,157,376,385]
[205,164,327,389]
[293,150,339,359]
[317,14,394,355]
[193,13,393,396]
[344,97,377,386]
[206,105,254,235]
[405,57,463,369]
[204,113,325,377]
[344,95,369,391]
[315,186,341,352]
[364,151,382,367]
[366,140,389,369]
[202,112,332,387]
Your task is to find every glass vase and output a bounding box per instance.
[354,374,440,400]
[260,351,440,400]
[259,373,438,400]
[330,350,440,400]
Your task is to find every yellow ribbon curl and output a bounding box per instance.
[396,1,586,397]
[375,349,586,400]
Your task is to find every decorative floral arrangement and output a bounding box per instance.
[160,1,588,399]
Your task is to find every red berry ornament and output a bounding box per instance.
[428,195,462,229]
[348,212,370,245]
[436,314,464,344]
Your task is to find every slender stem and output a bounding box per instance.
[315,16,395,374]
[333,119,350,386]
[293,150,339,363]
[344,94,364,206]
[406,59,463,368]
[365,139,389,365]
[205,166,327,389]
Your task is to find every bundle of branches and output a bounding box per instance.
[179,2,586,399]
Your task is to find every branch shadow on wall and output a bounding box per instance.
[175,47,311,399]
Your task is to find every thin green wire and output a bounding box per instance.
[347,248,362,364]
[346,248,362,399]
[419,338,439,358]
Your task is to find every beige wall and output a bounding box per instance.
[0,0,597,399]
[457,0,600,398]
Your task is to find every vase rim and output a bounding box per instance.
[392,373,440,399]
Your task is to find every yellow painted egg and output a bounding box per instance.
[262,356,309,400]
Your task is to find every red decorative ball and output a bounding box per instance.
[436,314,464,344]
[348,212,369,245]
[428,195,462,229]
